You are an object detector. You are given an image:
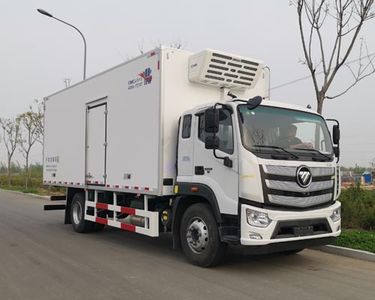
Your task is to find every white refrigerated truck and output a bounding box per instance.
[43,47,342,266]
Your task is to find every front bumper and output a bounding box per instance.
[240,201,341,246]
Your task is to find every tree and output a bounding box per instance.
[294,0,375,113]
[31,99,44,145]
[0,117,21,186]
[19,110,40,189]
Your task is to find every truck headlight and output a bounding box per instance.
[246,208,271,228]
[330,207,341,222]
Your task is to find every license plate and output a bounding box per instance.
[293,225,314,236]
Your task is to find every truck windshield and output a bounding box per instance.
[237,105,334,161]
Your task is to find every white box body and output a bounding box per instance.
[43,47,266,196]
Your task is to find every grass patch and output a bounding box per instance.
[339,185,375,231]
[1,185,40,194]
[0,172,64,196]
[335,229,375,253]
[0,184,63,196]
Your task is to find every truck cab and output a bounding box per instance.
[175,97,341,262]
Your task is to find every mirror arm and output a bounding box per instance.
[326,118,340,144]
[326,118,340,126]
[213,149,224,160]
[209,103,233,168]
[326,118,340,162]
[213,149,233,168]
[213,102,233,114]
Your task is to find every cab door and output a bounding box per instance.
[192,108,239,215]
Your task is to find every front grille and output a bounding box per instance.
[272,218,331,239]
[264,165,334,177]
[265,179,334,193]
[268,193,333,208]
[261,165,334,208]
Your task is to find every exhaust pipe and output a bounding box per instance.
[123,215,145,227]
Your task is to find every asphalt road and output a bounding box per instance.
[0,189,374,300]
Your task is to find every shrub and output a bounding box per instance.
[339,184,375,231]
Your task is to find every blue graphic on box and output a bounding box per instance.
[139,67,152,84]
[128,67,153,90]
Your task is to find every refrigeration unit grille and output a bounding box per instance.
[189,50,263,90]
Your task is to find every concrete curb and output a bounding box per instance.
[0,188,50,200]
[314,245,375,263]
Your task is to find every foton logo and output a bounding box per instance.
[128,67,153,90]
[296,166,312,188]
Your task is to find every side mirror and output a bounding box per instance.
[204,108,219,133]
[247,96,262,110]
[332,125,340,145]
[205,136,219,149]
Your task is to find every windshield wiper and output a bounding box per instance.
[293,148,332,160]
[251,145,299,159]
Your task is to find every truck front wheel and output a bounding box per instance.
[180,203,227,267]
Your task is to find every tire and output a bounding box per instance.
[70,193,96,233]
[180,203,227,267]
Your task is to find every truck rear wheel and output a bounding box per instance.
[180,203,227,267]
[70,193,100,233]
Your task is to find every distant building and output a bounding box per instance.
[362,171,373,185]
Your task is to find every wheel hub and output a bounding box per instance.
[186,217,209,254]
[72,201,82,225]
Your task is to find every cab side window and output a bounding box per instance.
[181,114,192,139]
[198,109,234,154]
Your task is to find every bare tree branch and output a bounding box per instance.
[19,109,40,189]
[294,0,374,113]
[297,0,320,98]
[0,117,21,185]
[345,62,358,79]
[326,68,375,98]
[31,99,44,145]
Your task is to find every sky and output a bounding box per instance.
[0,0,374,167]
